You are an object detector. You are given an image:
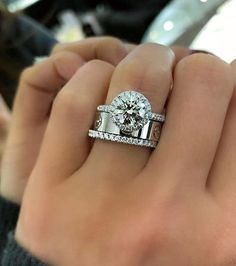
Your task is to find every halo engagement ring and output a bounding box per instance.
[88,91,165,148]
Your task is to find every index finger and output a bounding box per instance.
[15,51,84,126]
[51,37,128,66]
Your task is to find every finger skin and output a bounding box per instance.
[52,37,192,67]
[0,52,83,203]
[52,37,128,66]
[146,54,234,190]
[87,43,175,179]
[12,51,84,126]
[0,37,128,203]
[171,46,191,64]
[13,50,236,266]
[207,60,236,200]
[142,45,191,64]
[31,60,114,187]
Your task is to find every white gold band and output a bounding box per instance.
[94,111,162,141]
[89,111,162,148]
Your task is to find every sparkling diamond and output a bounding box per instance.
[110,135,116,141]
[127,138,133,144]
[110,91,152,133]
[104,133,109,139]
[122,136,127,142]
[114,135,120,142]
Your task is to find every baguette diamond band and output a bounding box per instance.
[88,91,165,148]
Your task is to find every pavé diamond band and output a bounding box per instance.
[97,105,165,123]
[88,130,158,148]
[88,91,165,148]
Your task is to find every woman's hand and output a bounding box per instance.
[0,37,129,203]
[0,35,192,204]
[15,43,236,266]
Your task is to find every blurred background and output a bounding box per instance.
[0,0,235,107]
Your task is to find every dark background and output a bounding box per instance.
[0,0,171,106]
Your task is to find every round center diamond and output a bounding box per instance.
[110,91,152,132]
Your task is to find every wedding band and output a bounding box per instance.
[88,90,165,148]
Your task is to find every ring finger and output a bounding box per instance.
[86,43,175,179]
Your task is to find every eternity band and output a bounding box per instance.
[89,130,157,148]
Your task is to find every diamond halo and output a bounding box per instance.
[109,91,152,133]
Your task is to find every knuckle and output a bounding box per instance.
[112,215,168,259]
[51,43,67,54]
[116,43,174,81]
[111,198,176,257]
[51,51,74,69]
[51,37,125,57]
[136,42,174,55]
[84,58,111,69]
[53,89,88,122]
[178,53,228,77]
[96,37,127,62]
[81,59,114,74]
[133,43,175,64]
[177,54,234,95]
[19,67,33,83]
[51,51,82,80]
[51,50,74,61]
[99,36,123,47]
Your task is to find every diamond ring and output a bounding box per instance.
[88,90,165,148]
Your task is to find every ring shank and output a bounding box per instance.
[93,111,162,142]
